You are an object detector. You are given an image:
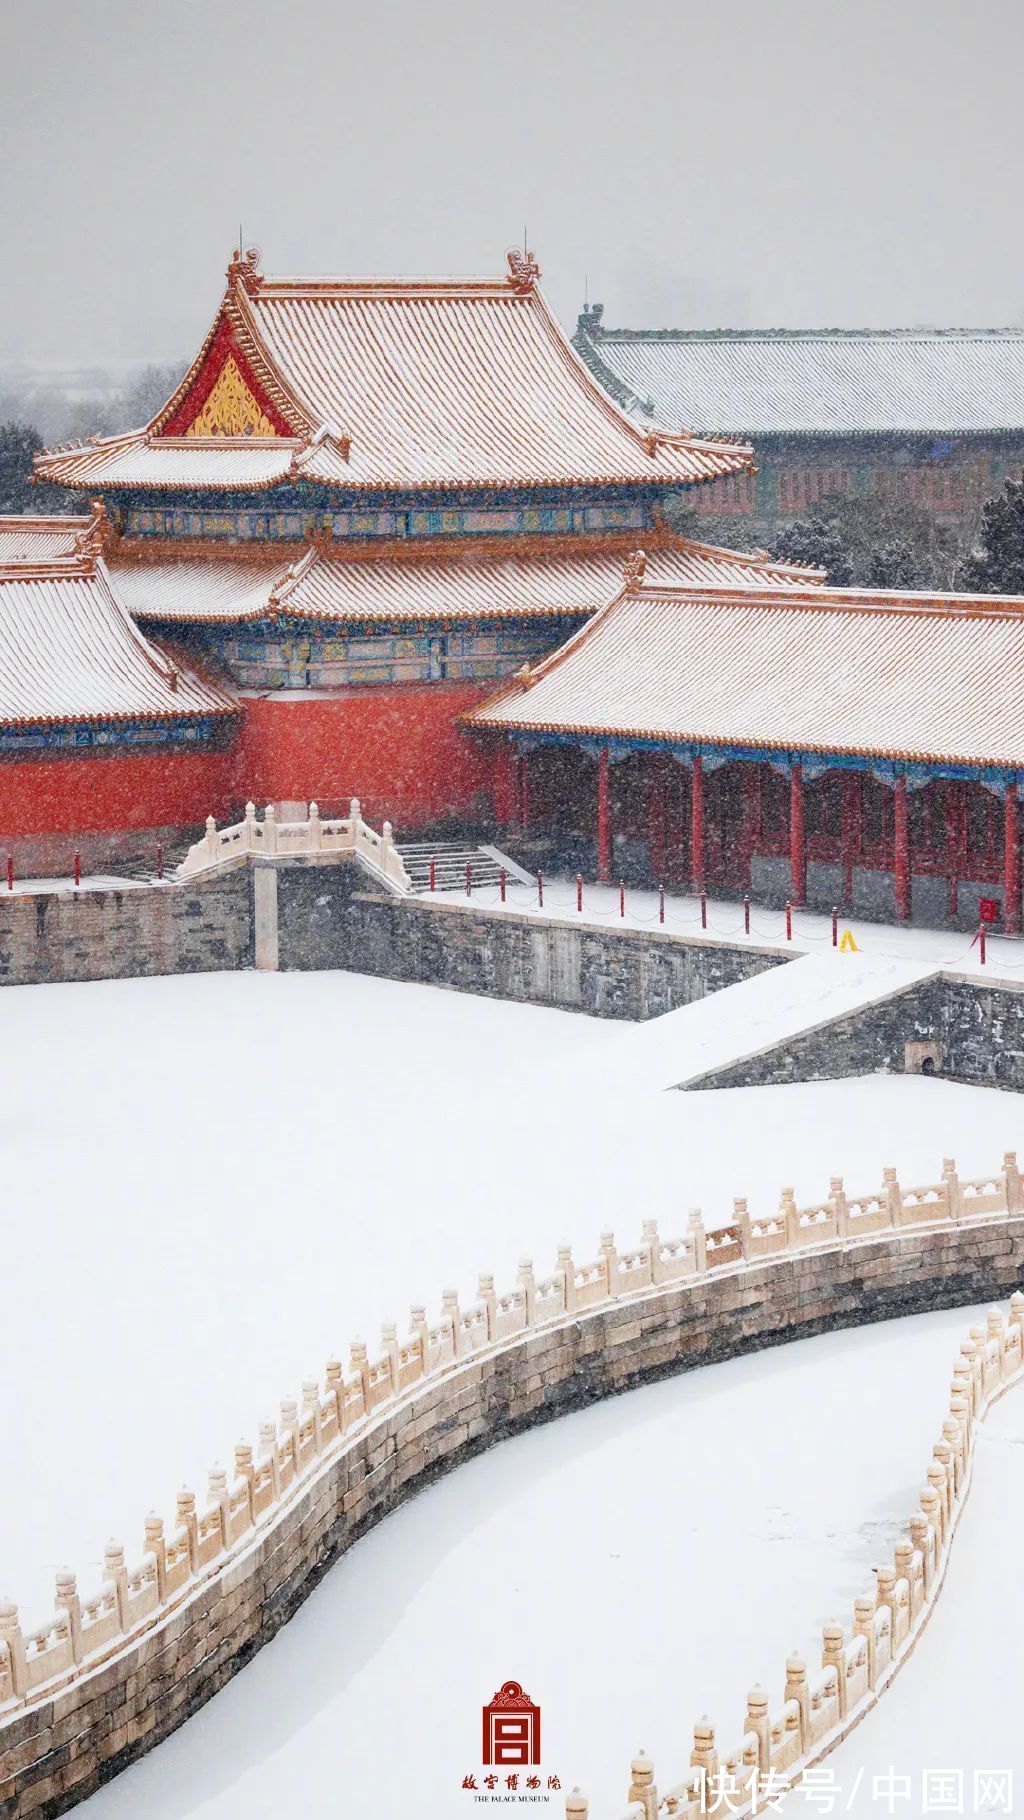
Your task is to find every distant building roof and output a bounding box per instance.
[0,512,93,561]
[573,307,1024,438]
[34,250,753,495]
[471,556,1024,768]
[110,529,820,626]
[0,525,238,728]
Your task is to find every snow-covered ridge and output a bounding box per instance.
[579,1299,1024,1820]
[0,1152,1018,1753]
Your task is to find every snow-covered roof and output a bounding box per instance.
[0,511,95,561]
[0,546,238,727]
[573,311,1024,437]
[35,249,754,494]
[110,532,821,626]
[471,561,1024,767]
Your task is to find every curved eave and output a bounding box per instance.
[464,714,1022,771]
[0,701,239,732]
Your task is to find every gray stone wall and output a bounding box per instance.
[275,870,789,1018]
[3,1216,1022,1819]
[683,973,1024,1091]
[0,871,252,987]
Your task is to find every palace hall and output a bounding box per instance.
[2,245,1024,929]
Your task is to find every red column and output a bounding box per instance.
[690,755,704,892]
[597,749,611,881]
[740,765,759,891]
[518,752,529,829]
[944,779,959,919]
[647,759,667,879]
[492,743,518,827]
[894,774,911,921]
[840,773,857,903]
[789,763,806,905]
[1005,788,1020,934]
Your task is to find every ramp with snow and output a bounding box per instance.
[611,951,945,1093]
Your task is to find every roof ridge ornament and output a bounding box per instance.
[506,248,541,293]
[228,245,263,296]
[623,549,647,590]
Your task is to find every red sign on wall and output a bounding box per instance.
[482,1681,541,1767]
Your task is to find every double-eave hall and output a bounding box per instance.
[469,553,1024,932]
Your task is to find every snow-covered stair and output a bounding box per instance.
[397,841,531,895]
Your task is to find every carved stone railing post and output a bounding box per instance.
[1004,1150,1021,1213]
[943,1158,961,1222]
[781,1187,799,1249]
[302,1381,324,1452]
[54,1571,83,1664]
[830,1176,849,1240]
[565,1791,589,1819]
[875,1565,896,1631]
[734,1197,752,1261]
[379,1331,400,1400]
[690,1719,719,1798]
[441,1289,461,1357]
[258,1421,281,1500]
[243,801,257,850]
[909,1513,932,1594]
[103,1542,129,1633]
[688,1208,707,1275]
[144,1514,167,1601]
[175,1490,198,1573]
[853,1595,876,1687]
[263,803,278,855]
[883,1167,903,1227]
[234,1443,256,1522]
[599,1230,620,1297]
[350,1341,370,1406]
[821,1625,846,1719]
[0,1604,27,1698]
[204,815,219,864]
[324,1361,345,1433]
[627,1751,659,1820]
[409,1306,431,1375]
[348,798,361,850]
[518,1258,537,1326]
[308,801,322,852]
[745,1687,770,1774]
[784,1656,809,1752]
[478,1274,497,1342]
[641,1218,662,1284]
[558,1245,576,1315]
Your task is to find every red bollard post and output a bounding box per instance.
[700,891,707,930]
[744,894,750,935]
[659,884,665,925]
[576,873,583,913]
[619,880,625,919]
[537,871,544,908]
[465,860,472,897]
[429,855,436,893]
[6,856,12,892]
[832,905,838,948]
[785,900,793,941]
[980,922,987,966]
[156,843,164,881]
[74,852,81,888]
[500,867,507,902]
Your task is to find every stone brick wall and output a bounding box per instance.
[2,1209,1023,1818]
[0,870,252,987]
[275,870,788,1018]
[684,972,1024,1091]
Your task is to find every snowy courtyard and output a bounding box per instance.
[3,965,1022,1813]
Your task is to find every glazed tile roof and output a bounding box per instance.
[0,551,238,727]
[471,565,1024,767]
[35,250,754,493]
[111,533,821,625]
[0,513,94,560]
[573,313,1024,437]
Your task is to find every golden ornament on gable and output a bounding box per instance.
[185,357,280,438]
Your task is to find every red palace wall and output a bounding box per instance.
[0,746,236,835]
[230,681,495,834]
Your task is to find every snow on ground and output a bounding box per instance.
[3,968,1023,1621]
[804,1380,1024,1819]
[81,1308,997,1820]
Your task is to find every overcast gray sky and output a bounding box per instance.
[3,0,1024,366]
